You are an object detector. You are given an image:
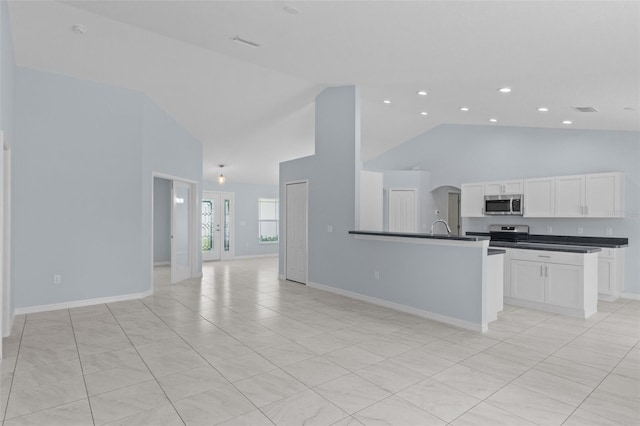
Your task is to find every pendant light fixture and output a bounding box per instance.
[218,164,226,185]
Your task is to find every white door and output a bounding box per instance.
[460,183,485,217]
[202,192,221,261]
[389,189,417,232]
[524,177,555,217]
[511,260,545,303]
[585,172,620,217]
[447,192,461,235]
[555,175,584,217]
[171,181,192,283]
[286,182,308,284]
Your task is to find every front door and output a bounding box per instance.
[202,192,221,261]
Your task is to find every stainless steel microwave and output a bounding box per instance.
[484,194,523,215]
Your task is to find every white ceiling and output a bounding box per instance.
[8,1,640,185]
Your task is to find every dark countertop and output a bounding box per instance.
[489,241,601,253]
[349,230,489,242]
[488,248,506,256]
[466,232,628,248]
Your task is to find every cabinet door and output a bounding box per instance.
[585,172,622,217]
[511,260,545,302]
[483,182,503,196]
[524,177,555,217]
[461,183,485,217]
[555,175,585,217]
[545,263,582,308]
[598,258,614,294]
[503,180,523,194]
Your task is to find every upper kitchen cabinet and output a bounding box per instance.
[524,177,555,217]
[556,172,624,218]
[484,180,523,196]
[461,183,485,217]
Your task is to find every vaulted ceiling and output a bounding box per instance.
[8,1,640,184]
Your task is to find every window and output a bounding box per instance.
[258,198,279,243]
[202,200,214,251]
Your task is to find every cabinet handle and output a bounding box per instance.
[538,255,551,258]
[540,265,544,276]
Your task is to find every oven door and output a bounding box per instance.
[485,196,513,215]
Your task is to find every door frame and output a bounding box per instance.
[284,180,309,285]
[388,188,418,233]
[151,172,199,289]
[1,132,12,341]
[447,190,462,236]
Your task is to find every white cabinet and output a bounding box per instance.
[555,172,624,218]
[598,248,625,300]
[507,249,598,318]
[484,180,523,196]
[461,183,485,217]
[524,177,555,217]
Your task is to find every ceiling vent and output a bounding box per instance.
[573,106,598,113]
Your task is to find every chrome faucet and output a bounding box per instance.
[430,219,452,236]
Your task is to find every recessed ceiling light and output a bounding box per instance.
[460,107,470,112]
[489,118,498,123]
[72,24,87,35]
[383,100,391,104]
[562,120,573,125]
[420,112,428,116]
[623,106,636,111]
[231,35,260,48]
[417,91,428,96]
[537,107,549,112]
[498,87,512,93]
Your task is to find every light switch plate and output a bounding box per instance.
[547,226,553,234]
[577,227,584,235]
[327,225,333,233]
[606,227,613,236]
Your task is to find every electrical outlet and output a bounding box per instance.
[577,227,584,235]
[374,271,380,280]
[606,227,613,236]
[547,226,553,234]
[53,274,62,285]
[327,225,333,233]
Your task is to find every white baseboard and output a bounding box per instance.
[153,261,170,266]
[308,281,487,333]
[621,292,640,301]
[232,253,278,260]
[14,289,154,315]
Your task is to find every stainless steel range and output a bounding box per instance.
[488,224,530,243]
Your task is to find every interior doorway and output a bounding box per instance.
[448,191,461,236]
[285,181,308,284]
[388,188,417,232]
[152,174,199,285]
[202,191,235,261]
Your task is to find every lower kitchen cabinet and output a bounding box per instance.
[598,248,625,301]
[507,249,598,318]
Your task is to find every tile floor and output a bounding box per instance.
[0,257,638,425]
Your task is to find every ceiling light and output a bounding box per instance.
[72,24,87,35]
[231,35,260,48]
[460,107,470,112]
[498,87,512,93]
[417,91,428,96]
[420,112,428,116]
[562,120,573,125]
[537,107,549,112]
[218,165,226,185]
[383,100,391,104]
[623,106,636,111]
[489,118,498,123]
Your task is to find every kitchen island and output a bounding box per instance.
[331,231,499,332]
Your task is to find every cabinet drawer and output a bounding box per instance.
[598,248,615,259]
[509,249,583,266]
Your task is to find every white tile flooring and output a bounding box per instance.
[1,257,638,425]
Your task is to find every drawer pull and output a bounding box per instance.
[538,255,551,258]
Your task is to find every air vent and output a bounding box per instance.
[573,106,598,113]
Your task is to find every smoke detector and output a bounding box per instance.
[72,24,87,35]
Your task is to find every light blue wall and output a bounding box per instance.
[153,177,171,264]
[366,124,640,294]
[13,67,202,309]
[203,181,279,257]
[280,87,486,326]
